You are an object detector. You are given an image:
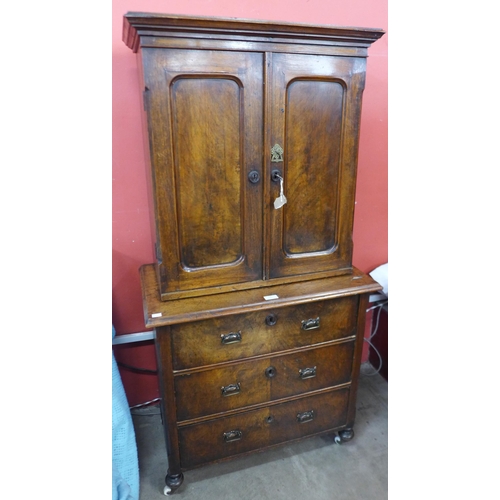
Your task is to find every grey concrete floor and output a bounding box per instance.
[132,362,388,499]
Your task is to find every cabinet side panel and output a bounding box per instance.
[346,293,368,427]
[154,326,182,475]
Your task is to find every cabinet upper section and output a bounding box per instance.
[123,12,384,56]
[122,13,384,300]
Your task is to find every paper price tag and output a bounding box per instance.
[273,175,287,209]
[264,294,279,300]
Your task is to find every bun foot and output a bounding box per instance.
[164,471,184,495]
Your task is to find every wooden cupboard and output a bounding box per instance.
[124,12,384,300]
[123,12,384,495]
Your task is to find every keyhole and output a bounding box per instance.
[271,169,282,182]
[248,170,260,184]
[265,314,277,326]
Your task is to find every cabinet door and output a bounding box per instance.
[142,49,264,294]
[267,53,367,279]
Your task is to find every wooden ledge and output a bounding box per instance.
[140,263,382,328]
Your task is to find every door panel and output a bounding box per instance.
[172,77,243,269]
[284,79,343,255]
[268,53,366,279]
[142,49,264,293]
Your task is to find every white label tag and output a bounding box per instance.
[151,312,162,318]
[273,176,287,209]
[264,294,279,300]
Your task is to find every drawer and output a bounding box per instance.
[171,296,358,370]
[174,341,354,421]
[178,387,350,469]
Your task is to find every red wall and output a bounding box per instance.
[112,0,388,406]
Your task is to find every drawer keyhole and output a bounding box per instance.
[265,314,277,326]
[265,366,277,378]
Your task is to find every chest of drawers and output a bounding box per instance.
[140,264,381,493]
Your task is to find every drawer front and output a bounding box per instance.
[178,388,350,469]
[175,341,354,421]
[171,296,358,370]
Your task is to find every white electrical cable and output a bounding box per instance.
[363,300,387,376]
[366,299,388,313]
[363,338,383,377]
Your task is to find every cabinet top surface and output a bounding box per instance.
[140,264,382,327]
[123,11,384,52]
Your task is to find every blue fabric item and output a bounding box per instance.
[112,326,140,500]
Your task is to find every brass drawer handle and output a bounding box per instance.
[301,317,320,331]
[220,331,242,345]
[296,410,315,424]
[299,366,317,380]
[221,382,241,397]
[223,429,243,443]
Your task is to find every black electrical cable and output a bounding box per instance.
[117,361,158,375]
[130,398,162,416]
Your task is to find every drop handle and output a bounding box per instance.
[296,410,315,424]
[301,317,320,331]
[299,366,317,380]
[223,430,243,443]
[221,383,241,397]
[220,331,242,345]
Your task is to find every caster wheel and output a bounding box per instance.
[163,485,172,496]
[334,435,342,444]
[338,428,355,442]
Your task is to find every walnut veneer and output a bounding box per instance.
[123,12,384,494]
